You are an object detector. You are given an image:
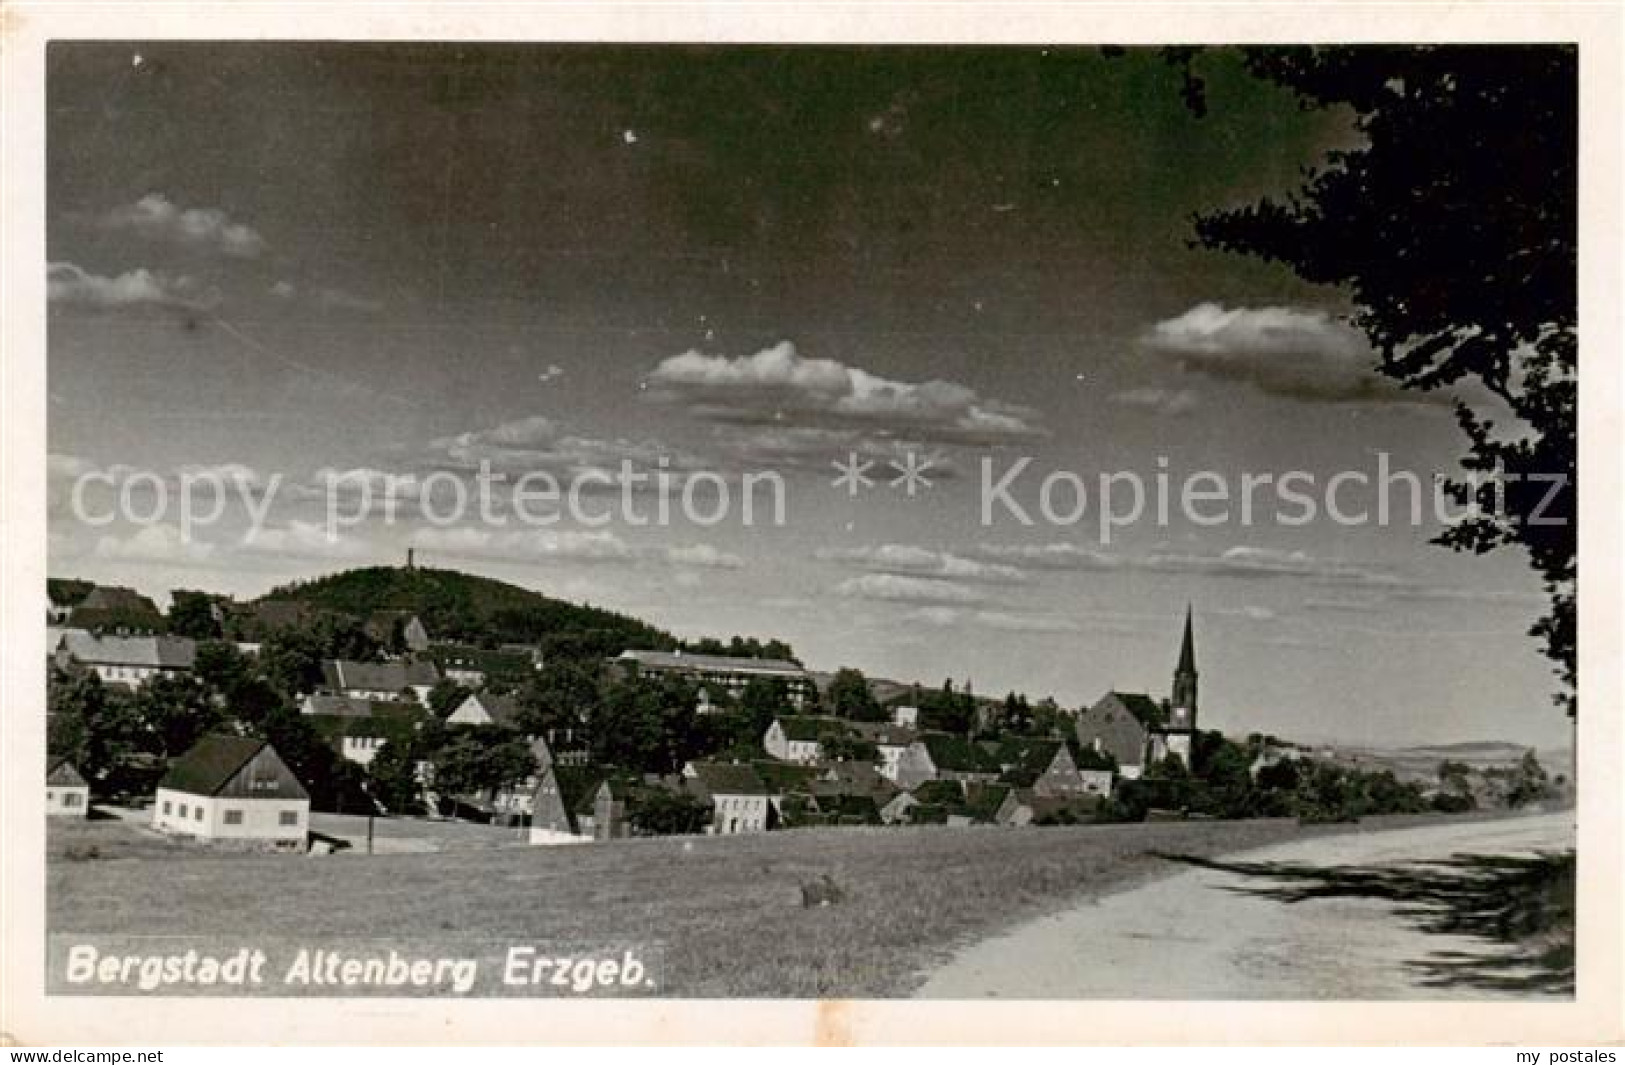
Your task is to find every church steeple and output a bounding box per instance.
[1171,605,1197,724]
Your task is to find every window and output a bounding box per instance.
[162,801,172,815]
[279,811,299,827]
[177,803,187,817]
[63,793,82,808]
[223,810,243,825]
[194,806,204,821]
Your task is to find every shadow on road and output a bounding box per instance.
[1152,848,1575,995]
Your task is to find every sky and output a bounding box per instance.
[45,42,1569,749]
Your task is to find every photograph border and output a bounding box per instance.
[3,1,1621,1046]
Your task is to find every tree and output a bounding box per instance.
[166,589,222,639]
[819,733,880,764]
[516,659,601,735]
[367,739,425,814]
[1183,46,1577,715]
[629,789,712,836]
[131,673,226,761]
[428,726,537,801]
[826,668,882,721]
[1505,749,1553,809]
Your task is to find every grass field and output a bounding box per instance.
[43,814,1422,996]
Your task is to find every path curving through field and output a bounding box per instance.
[915,812,1574,1000]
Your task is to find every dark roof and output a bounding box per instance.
[1102,691,1166,728]
[79,585,160,615]
[46,758,87,787]
[159,735,305,798]
[688,762,770,796]
[911,779,966,805]
[302,694,418,719]
[849,721,919,746]
[774,715,848,743]
[920,733,1002,773]
[960,782,1013,821]
[322,658,440,692]
[430,644,536,677]
[751,760,820,792]
[56,631,196,669]
[452,692,523,727]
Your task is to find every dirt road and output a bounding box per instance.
[915,812,1574,1000]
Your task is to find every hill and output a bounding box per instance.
[257,565,677,658]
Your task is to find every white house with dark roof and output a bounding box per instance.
[320,658,440,703]
[300,694,426,766]
[682,761,772,834]
[53,630,196,688]
[46,758,90,817]
[153,735,309,848]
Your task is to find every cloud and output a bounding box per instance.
[720,426,957,476]
[47,262,202,309]
[819,543,1025,584]
[103,194,266,259]
[411,527,638,564]
[834,573,987,605]
[93,524,216,563]
[977,542,1121,571]
[241,520,370,560]
[645,340,1046,446]
[425,415,709,484]
[979,541,1396,586]
[1110,387,1200,416]
[407,526,742,570]
[1145,303,1444,406]
[903,606,1080,634]
[661,543,745,569]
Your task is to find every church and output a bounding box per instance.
[1073,607,1200,779]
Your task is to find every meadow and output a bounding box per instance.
[44,814,1411,996]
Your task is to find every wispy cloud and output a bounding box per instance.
[103,193,266,259]
[1110,387,1199,416]
[645,340,1046,446]
[819,543,1026,584]
[1145,303,1445,406]
[93,524,217,564]
[834,573,987,605]
[903,606,1081,634]
[977,542,1121,571]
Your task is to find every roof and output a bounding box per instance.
[687,762,770,796]
[814,760,896,798]
[322,658,440,693]
[57,630,196,669]
[78,585,160,615]
[773,715,848,743]
[849,721,919,746]
[1176,605,1197,675]
[452,691,523,727]
[1099,691,1167,728]
[302,694,420,719]
[159,735,307,799]
[430,644,536,677]
[920,733,1002,773]
[618,649,805,677]
[751,760,820,792]
[46,758,87,787]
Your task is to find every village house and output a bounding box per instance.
[527,763,598,845]
[763,715,850,764]
[66,585,165,632]
[683,761,773,834]
[615,649,815,707]
[893,733,1003,789]
[447,690,523,728]
[890,704,920,728]
[364,610,431,653]
[46,758,90,817]
[850,721,919,782]
[54,630,196,689]
[300,694,426,767]
[152,735,309,849]
[320,658,440,703]
[430,644,540,689]
[995,738,1094,797]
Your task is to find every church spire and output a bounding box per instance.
[1171,605,1198,721]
